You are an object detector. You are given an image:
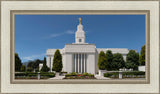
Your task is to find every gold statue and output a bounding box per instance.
[79,17,81,24]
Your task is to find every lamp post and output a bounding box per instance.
[38,72,40,80]
[119,69,122,79]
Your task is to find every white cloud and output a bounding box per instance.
[50,33,63,38]
[23,57,32,60]
[66,30,74,34]
[22,53,46,61]
[48,30,75,38]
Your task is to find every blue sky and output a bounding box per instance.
[15,15,145,63]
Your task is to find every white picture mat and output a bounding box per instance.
[1,1,159,93]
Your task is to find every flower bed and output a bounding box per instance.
[64,72,96,79]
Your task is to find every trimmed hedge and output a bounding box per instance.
[65,72,77,77]
[15,72,55,79]
[104,71,145,78]
[60,71,67,74]
[15,72,37,77]
[104,72,119,78]
[122,71,145,75]
[65,72,94,77]
[40,73,55,77]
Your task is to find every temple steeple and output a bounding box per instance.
[75,18,85,44]
[79,17,81,24]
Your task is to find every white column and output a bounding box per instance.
[78,53,79,73]
[75,54,76,72]
[81,53,82,73]
[84,54,85,73]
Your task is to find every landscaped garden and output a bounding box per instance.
[64,72,96,79]
[14,45,146,80]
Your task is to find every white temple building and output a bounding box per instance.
[46,18,130,74]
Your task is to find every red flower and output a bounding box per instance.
[77,75,83,77]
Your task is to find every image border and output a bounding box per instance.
[0,0,159,94]
[10,10,150,84]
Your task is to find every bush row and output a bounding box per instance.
[122,71,145,75]
[15,72,55,77]
[104,72,119,77]
[15,76,53,79]
[104,71,145,78]
[65,72,94,77]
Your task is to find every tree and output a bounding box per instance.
[98,51,107,70]
[27,59,43,71]
[112,53,125,70]
[139,45,145,65]
[15,53,22,72]
[27,61,34,69]
[27,67,33,72]
[52,49,63,72]
[20,65,26,72]
[106,50,113,70]
[33,59,43,69]
[125,50,139,70]
[35,67,39,72]
[41,57,50,72]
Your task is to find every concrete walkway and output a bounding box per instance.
[49,76,65,80]
[95,75,110,80]
[48,74,110,80]
[49,75,110,80]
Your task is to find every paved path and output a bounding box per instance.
[95,75,110,80]
[48,75,110,80]
[49,76,65,80]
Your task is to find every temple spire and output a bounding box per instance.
[79,17,81,24]
[75,17,85,44]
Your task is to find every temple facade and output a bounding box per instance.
[46,18,130,74]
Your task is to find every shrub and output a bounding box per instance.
[65,72,76,77]
[27,67,33,72]
[104,72,119,78]
[41,57,50,72]
[83,72,89,76]
[60,71,67,74]
[98,51,107,70]
[40,72,55,77]
[64,72,95,79]
[83,72,94,77]
[104,71,145,78]
[139,45,145,65]
[35,67,39,72]
[126,50,139,70]
[122,71,145,75]
[15,53,22,72]
[65,74,72,77]
[15,72,55,78]
[106,50,113,70]
[28,73,37,77]
[52,49,63,72]
[70,72,77,76]
[112,53,125,70]
[104,73,112,77]
[15,72,27,76]
[20,65,26,72]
